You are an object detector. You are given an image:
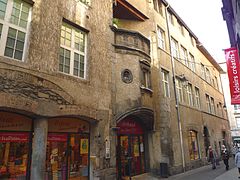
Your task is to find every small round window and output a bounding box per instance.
[121,69,133,84]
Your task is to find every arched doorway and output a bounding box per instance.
[116,117,146,179]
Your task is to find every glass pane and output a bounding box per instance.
[46,134,68,180]
[73,69,78,76]
[4,47,14,58]
[59,64,63,72]
[64,66,70,73]
[74,60,79,68]
[68,134,89,180]
[0,0,7,19]
[17,31,25,41]
[19,19,27,28]
[14,50,23,60]
[8,28,17,39]
[65,58,70,66]
[6,38,15,48]
[16,40,24,50]
[65,49,70,58]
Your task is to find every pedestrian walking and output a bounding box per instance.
[235,148,240,178]
[221,145,229,170]
[232,144,237,159]
[207,146,217,169]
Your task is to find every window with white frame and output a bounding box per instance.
[180,45,188,66]
[161,69,170,97]
[195,87,200,108]
[189,53,195,72]
[205,68,211,83]
[157,26,165,50]
[171,37,179,59]
[186,83,194,106]
[0,0,31,61]
[206,94,211,113]
[59,22,87,78]
[236,117,240,128]
[210,97,215,114]
[201,63,205,79]
[153,0,163,15]
[176,78,183,102]
[140,62,151,89]
[214,76,219,90]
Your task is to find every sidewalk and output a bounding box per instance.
[214,167,239,180]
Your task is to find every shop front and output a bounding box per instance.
[46,117,90,180]
[116,117,146,180]
[0,112,32,179]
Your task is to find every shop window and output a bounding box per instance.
[0,132,30,179]
[188,130,200,160]
[0,0,32,61]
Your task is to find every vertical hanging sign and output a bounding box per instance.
[225,47,240,104]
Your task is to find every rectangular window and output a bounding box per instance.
[157,26,165,49]
[219,102,223,117]
[180,46,188,66]
[236,117,240,128]
[0,0,31,61]
[171,37,179,59]
[206,94,211,113]
[195,87,200,108]
[59,22,87,78]
[176,78,183,102]
[161,69,170,97]
[206,68,211,83]
[189,53,195,72]
[167,12,174,25]
[210,97,215,114]
[186,83,194,106]
[201,63,205,79]
[142,68,151,89]
[214,76,219,90]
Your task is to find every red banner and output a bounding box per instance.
[225,47,240,104]
[0,132,29,142]
[48,133,68,142]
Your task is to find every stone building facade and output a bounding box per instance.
[0,0,231,180]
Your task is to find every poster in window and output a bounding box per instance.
[80,139,88,154]
[133,144,139,157]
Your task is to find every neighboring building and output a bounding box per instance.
[222,0,240,49]
[0,0,231,180]
[222,0,240,143]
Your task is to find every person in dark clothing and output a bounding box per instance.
[221,145,229,170]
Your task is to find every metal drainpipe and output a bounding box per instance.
[165,3,186,172]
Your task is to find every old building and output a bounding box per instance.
[113,0,231,178]
[0,0,231,180]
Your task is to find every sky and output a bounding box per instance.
[166,0,230,63]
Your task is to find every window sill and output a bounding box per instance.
[140,86,153,94]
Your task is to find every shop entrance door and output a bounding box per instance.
[117,118,146,179]
[117,135,145,179]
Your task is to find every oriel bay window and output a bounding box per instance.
[188,130,200,160]
[59,21,87,78]
[0,0,32,61]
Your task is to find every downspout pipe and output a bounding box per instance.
[165,3,186,172]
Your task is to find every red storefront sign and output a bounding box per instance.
[225,47,240,104]
[48,133,68,142]
[117,118,144,135]
[0,132,29,142]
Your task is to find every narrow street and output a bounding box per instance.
[168,158,236,180]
